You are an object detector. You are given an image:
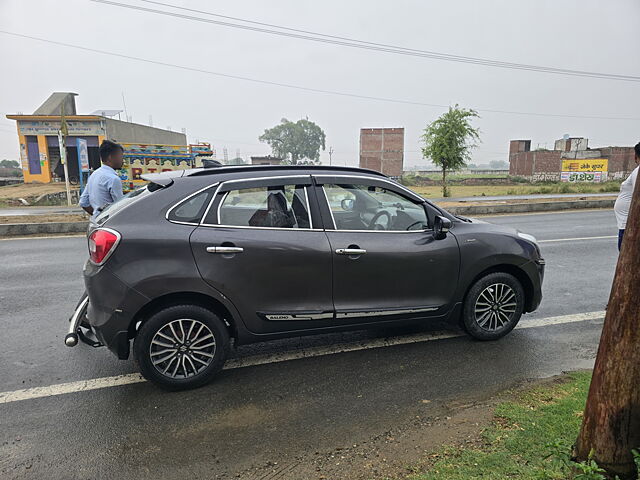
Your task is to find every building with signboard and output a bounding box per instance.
[509,137,636,182]
[359,128,404,178]
[6,92,187,184]
[120,143,213,191]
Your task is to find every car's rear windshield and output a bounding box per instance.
[95,185,152,225]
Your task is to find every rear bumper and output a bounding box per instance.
[83,261,149,359]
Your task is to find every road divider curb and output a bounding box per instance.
[0,221,88,237]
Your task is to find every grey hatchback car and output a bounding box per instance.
[66,165,544,390]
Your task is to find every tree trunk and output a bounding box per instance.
[442,167,448,197]
[573,174,640,479]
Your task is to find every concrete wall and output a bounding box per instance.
[105,118,186,145]
[601,147,636,179]
[359,128,404,177]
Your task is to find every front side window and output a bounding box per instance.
[323,183,428,231]
[217,184,311,229]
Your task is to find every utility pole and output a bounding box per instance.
[573,171,640,479]
[328,146,334,165]
[59,104,72,206]
[121,92,129,122]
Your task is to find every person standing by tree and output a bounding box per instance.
[421,105,480,197]
[613,142,640,250]
[79,140,125,217]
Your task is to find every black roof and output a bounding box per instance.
[189,164,387,178]
[141,164,388,187]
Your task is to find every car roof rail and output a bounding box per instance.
[187,164,388,178]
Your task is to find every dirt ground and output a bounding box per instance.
[235,375,573,480]
[0,182,72,200]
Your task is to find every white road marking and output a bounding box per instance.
[0,311,604,405]
[538,235,616,243]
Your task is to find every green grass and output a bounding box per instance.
[408,372,595,480]
[403,173,510,181]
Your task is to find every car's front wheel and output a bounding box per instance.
[134,305,230,390]
[462,272,525,340]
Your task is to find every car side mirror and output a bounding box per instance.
[434,215,452,239]
[341,198,355,211]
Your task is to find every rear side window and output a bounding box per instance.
[167,188,214,224]
[212,184,311,229]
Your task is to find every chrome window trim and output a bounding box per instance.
[200,182,224,226]
[319,179,430,233]
[200,175,315,230]
[216,191,229,226]
[165,182,219,226]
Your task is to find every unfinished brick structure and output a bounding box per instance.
[359,128,404,177]
[509,137,636,182]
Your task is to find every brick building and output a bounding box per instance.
[359,128,404,177]
[509,137,635,182]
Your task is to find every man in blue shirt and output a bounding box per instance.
[79,140,125,217]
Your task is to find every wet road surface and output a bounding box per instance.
[0,209,618,479]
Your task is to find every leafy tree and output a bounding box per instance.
[421,106,480,197]
[0,159,20,168]
[259,118,326,165]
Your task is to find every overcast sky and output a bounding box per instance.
[1,0,638,168]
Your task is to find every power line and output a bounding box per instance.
[1,30,639,122]
[92,0,640,83]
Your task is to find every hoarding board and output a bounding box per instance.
[561,158,608,182]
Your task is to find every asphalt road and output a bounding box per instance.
[0,209,618,479]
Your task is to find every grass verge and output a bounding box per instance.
[408,371,604,480]
[411,182,620,199]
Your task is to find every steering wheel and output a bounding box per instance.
[405,220,424,231]
[369,210,391,230]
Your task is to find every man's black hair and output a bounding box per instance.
[99,140,124,162]
[635,141,640,158]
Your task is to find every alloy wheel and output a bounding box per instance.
[474,283,517,331]
[149,319,216,379]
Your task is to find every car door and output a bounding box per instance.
[190,175,334,334]
[314,175,461,323]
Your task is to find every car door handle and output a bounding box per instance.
[335,248,366,255]
[206,246,244,254]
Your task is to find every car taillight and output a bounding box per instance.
[88,229,121,265]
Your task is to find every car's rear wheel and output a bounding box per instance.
[462,272,525,340]
[134,305,230,390]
